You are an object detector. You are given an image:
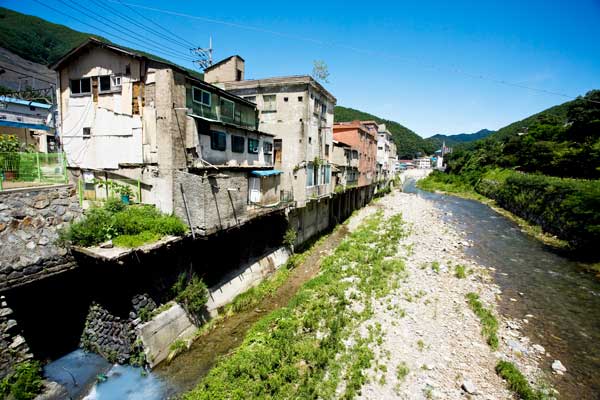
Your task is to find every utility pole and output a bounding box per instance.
[191,37,213,71]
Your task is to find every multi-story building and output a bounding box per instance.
[51,38,283,236]
[207,60,336,208]
[0,96,56,152]
[331,140,358,190]
[332,121,377,186]
[415,157,432,169]
[376,124,397,181]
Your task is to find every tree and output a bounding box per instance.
[312,60,330,83]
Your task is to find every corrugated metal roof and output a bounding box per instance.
[0,120,51,131]
[0,96,52,109]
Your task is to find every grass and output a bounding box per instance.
[0,361,43,400]
[495,361,546,400]
[466,292,499,349]
[431,261,440,273]
[454,264,467,279]
[416,340,425,351]
[59,198,187,247]
[396,362,409,381]
[183,212,407,399]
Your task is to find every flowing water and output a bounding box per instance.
[404,180,600,399]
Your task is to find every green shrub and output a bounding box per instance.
[455,265,466,279]
[477,171,600,252]
[60,202,187,247]
[174,275,209,322]
[466,293,499,349]
[283,228,297,249]
[0,361,43,400]
[495,361,544,400]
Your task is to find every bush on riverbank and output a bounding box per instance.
[419,169,600,255]
[59,198,187,247]
[0,361,43,400]
[476,171,600,253]
[495,361,545,400]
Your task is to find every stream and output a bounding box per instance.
[404,179,600,399]
[44,183,600,399]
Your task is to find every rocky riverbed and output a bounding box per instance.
[352,189,555,399]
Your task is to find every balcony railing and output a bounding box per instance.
[306,183,330,199]
[0,152,67,190]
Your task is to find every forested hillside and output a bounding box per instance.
[0,7,95,65]
[334,106,435,158]
[427,129,494,149]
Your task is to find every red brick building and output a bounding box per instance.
[333,120,377,186]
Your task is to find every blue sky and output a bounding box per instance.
[4,0,600,137]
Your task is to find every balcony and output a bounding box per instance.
[306,183,330,199]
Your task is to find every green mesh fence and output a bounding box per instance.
[0,152,67,190]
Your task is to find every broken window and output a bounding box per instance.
[248,138,259,154]
[210,131,226,151]
[220,98,235,119]
[263,95,276,111]
[192,87,211,106]
[232,135,245,153]
[99,75,111,92]
[70,78,91,95]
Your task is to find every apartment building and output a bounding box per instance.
[0,96,56,152]
[51,38,283,236]
[332,120,377,186]
[331,140,359,189]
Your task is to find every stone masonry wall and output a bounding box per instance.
[0,185,82,291]
[0,295,33,378]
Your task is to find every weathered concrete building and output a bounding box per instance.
[204,60,336,208]
[332,121,377,187]
[377,123,397,181]
[331,140,358,190]
[51,38,283,236]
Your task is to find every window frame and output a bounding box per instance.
[210,131,226,151]
[70,78,92,95]
[220,97,235,119]
[263,142,273,154]
[98,75,112,93]
[248,138,260,154]
[231,135,245,153]
[262,94,276,112]
[192,86,212,107]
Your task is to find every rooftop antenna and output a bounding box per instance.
[191,36,213,71]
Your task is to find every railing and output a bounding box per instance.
[0,152,67,190]
[306,184,330,199]
[280,190,294,203]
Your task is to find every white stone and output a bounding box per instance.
[461,380,477,394]
[532,344,545,354]
[552,360,566,373]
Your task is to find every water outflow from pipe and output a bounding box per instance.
[404,179,600,399]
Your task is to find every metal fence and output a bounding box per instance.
[0,152,67,190]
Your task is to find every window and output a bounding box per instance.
[325,144,329,156]
[284,97,288,102]
[298,96,303,102]
[236,69,242,81]
[192,87,211,106]
[83,127,91,138]
[210,131,226,151]
[306,163,314,187]
[263,95,276,111]
[263,142,273,154]
[29,105,36,111]
[244,96,256,104]
[99,75,111,92]
[248,138,259,154]
[308,137,312,144]
[70,78,91,95]
[231,135,244,153]
[112,75,122,87]
[220,98,235,119]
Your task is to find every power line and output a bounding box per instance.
[88,0,194,51]
[55,0,196,62]
[113,0,197,49]
[0,64,56,85]
[112,1,600,105]
[31,0,196,65]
